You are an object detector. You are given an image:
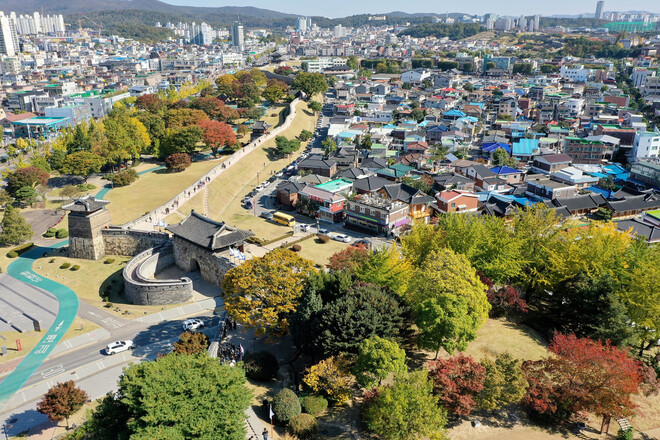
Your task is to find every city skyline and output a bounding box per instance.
[160,0,660,18]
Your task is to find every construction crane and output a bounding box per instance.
[78,13,102,37]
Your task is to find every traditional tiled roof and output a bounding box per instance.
[353,176,391,193]
[166,211,253,251]
[63,195,109,213]
[615,218,660,243]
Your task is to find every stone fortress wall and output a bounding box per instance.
[101,227,169,257]
[123,243,193,305]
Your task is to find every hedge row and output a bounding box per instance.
[6,242,34,258]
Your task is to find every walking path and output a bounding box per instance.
[123,98,300,231]
[0,242,77,409]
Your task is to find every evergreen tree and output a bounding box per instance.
[0,205,33,245]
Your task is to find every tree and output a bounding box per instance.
[275,136,301,156]
[165,153,192,172]
[303,356,354,404]
[60,151,106,182]
[88,353,251,439]
[161,125,204,156]
[409,249,489,358]
[492,147,517,167]
[354,246,413,297]
[353,336,407,389]
[307,101,322,115]
[222,248,315,336]
[346,55,359,70]
[272,388,301,425]
[14,186,38,206]
[215,74,238,99]
[292,72,328,98]
[173,331,209,355]
[0,205,33,246]
[198,120,236,156]
[513,63,533,75]
[522,333,645,425]
[477,353,528,411]
[37,381,88,428]
[135,94,167,114]
[540,64,559,74]
[6,166,49,196]
[428,354,486,416]
[363,371,447,440]
[262,84,286,103]
[321,138,337,154]
[327,245,369,272]
[553,274,635,346]
[298,129,313,142]
[59,185,81,201]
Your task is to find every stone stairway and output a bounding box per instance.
[203,185,210,216]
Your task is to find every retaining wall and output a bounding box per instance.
[102,227,169,257]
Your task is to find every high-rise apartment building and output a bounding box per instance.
[231,21,244,49]
[0,12,19,56]
[595,1,605,19]
[297,17,307,33]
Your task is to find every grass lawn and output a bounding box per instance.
[104,159,222,225]
[32,254,181,318]
[295,238,348,266]
[0,317,99,365]
[458,318,549,362]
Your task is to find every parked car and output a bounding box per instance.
[299,224,311,232]
[352,239,371,249]
[182,318,205,331]
[333,234,352,243]
[105,340,134,355]
[260,211,274,220]
[317,228,330,235]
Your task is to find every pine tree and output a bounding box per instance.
[0,205,33,245]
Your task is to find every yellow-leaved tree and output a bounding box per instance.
[222,248,314,336]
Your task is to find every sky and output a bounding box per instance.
[161,0,660,18]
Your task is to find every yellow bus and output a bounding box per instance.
[273,211,296,227]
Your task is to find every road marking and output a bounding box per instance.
[88,311,101,318]
[54,321,64,331]
[40,365,65,379]
[101,317,123,329]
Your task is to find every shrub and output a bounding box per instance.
[300,395,328,416]
[291,244,302,252]
[616,429,634,440]
[288,413,318,439]
[49,259,55,263]
[9,242,34,257]
[104,258,116,264]
[60,262,71,269]
[70,265,80,271]
[104,302,113,308]
[272,388,301,425]
[55,229,69,238]
[165,153,192,172]
[107,169,138,187]
[7,250,18,258]
[243,351,280,381]
[77,183,96,191]
[43,228,57,238]
[318,234,330,243]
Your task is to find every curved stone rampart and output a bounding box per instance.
[123,243,193,305]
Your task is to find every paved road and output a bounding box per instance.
[0,242,77,409]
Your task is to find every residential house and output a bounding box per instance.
[526,177,578,199]
[298,186,345,223]
[564,137,608,164]
[605,193,660,218]
[353,176,391,194]
[490,166,524,184]
[531,154,573,174]
[297,156,338,178]
[345,194,409,236]
[548,193,607,216]
[276,181,307,207]
[629,160,660,189]
[377,183,435,223]
[433,173,476,192]
[376,163,414,181]
[434,190,480,213]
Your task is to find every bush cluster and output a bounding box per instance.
[287,413,318,439]
[60,262,71,269]
[104,258,116,264]
[107,169,138,187]
[6,242,34,258]
[300,395,327,416]
[272,388,301,425]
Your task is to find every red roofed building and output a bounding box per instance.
[1,112,37,136]
[406,141,429,154]
[434,190,480,214]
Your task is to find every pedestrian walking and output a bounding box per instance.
[262,428,269,440]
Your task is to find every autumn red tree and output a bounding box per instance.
[198,120,236,156]
[487,285,528,317]
[327,246,369,272]
[189,96,224,118]
[6,166,50,196]
[165,153,191,172]
[428,354,486,416]
[522,333,645,426]
[37,381,88,428]
[135,94,167,114]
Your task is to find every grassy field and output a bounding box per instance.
[0,317,99,365]
[32,253,181,318]
[104,159,222,225]
[295,238,348,266]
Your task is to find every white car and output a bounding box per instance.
[182,318,205,331]
[333,234,351,243]
[317,228,330,236]
[105,340,134,355]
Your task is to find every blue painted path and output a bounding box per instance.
[0,241,76,408]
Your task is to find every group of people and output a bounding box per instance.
[218,342,244,365]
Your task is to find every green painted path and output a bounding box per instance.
[0,241,76,409]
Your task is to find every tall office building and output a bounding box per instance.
[231,21,244,49]
[0,12,19,56]
[595,1,605,19]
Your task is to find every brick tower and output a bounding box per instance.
[63,195,110,260]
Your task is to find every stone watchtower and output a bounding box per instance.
[63,195,111,260]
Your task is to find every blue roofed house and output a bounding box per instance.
[443,109,466,121]
[512,138,540,161]
[490,166,524,184]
